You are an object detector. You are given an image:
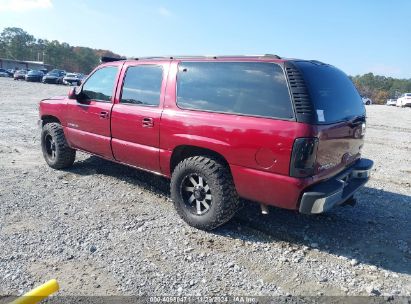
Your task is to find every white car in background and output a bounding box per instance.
[362,97,373,105]
[396,93,411,107]
[386,99,397,106]
[63,73,84,86]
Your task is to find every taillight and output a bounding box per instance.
[290,137,319,177]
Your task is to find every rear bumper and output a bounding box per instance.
[299,158,373,214]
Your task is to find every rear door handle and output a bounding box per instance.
[142,117,154,128]
[100,111,109,119]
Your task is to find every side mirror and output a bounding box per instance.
[68,87,77,99]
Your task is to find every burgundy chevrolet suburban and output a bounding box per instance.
[39,55,373,230]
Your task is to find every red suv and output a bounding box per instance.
[39,55,373,230]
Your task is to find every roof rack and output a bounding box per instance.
[100,56,126,63]
[133,54,282,60]
[262,54,282,59]
[134,56,215,60]
[101,54,282,63]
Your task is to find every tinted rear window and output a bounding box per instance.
[294,62,365,123]
[176,62,294,119]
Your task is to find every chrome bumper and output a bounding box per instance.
[299,158,373,214]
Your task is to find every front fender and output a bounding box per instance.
[39,96,68,126]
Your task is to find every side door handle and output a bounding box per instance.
[100,111,109,119]
[142,117,154,128]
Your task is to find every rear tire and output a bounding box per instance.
[170,156,240,230]
[41,123,76,169]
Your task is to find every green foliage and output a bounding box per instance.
[351,73,411,104]
[0,27,122,74]
[0,27,35,60]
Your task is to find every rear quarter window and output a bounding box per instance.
[294,61,365,124]
[176,62,294,120]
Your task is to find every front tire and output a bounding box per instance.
[170,156,240,230]
[41,123,76,169]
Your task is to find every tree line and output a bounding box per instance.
[351,73,411,104]
[0,27,122,74]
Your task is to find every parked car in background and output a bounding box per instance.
[396,93,411,107]
[0,68,13,77]
[362,97,373,105]
[42,70,65,84]
[14,70,27,80]
[25,70,44,82]
[0,69,9,77]
[63,73,84,86]
[386,99,397,106]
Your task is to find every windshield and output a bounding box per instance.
[294,61,365,124]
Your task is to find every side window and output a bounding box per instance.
[176,62,294,119]
[82,66,118,102]
[120,65,163,106]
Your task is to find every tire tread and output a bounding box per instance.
[42,123,75,169]
[170,155,239,230]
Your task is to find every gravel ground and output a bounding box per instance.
[0,77,410,298]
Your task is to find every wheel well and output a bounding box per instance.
[42,115,61,126]
[170,145,230,174]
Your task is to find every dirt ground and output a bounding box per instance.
[0,77,410,298]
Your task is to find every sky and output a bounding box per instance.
[0,0,410,78]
